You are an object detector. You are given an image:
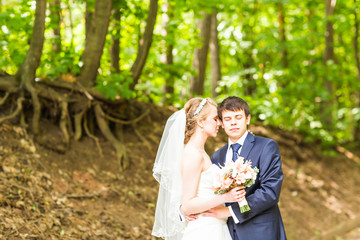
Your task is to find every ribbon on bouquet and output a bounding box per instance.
[238,198,250,213]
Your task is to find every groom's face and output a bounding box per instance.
[220,109,250,142]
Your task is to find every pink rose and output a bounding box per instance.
[245,171,253,179]
[236,173,246,184]
[223,177,233,189]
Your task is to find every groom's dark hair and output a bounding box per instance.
[218,96,250,120]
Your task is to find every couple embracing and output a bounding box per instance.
[152,96,287,240]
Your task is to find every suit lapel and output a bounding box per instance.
[240,133,255,159]
[218,143,228,167]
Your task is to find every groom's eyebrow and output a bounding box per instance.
[223,113,244,119]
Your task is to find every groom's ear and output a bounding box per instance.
[246,115,251,125]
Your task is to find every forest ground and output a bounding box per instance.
[1,102,360,240]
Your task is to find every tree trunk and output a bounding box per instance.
[242,0,258,96]
[324,0,336,63]
[354,0,360,141]
[85,0,94,42]
[209,9,221,98]
[161,1,175,105]
[110,7,121,73]
[190,12,211,96]
[130,0,158,90]
[15,0,46,134]
[78,0,112,88]
[66,0,74,48]
[321,0,336,127]
[49,0,61,53]
[277,2,288,68]
[306,1,318,67]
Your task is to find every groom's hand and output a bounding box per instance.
[202,205,231,218]
[180,204,199,222]
[184,214,199,222]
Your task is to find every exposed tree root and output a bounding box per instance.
[83,111,103,157]
[37,79,108,102]
[73,98,91,141]
[74,108,86,141]
[74,112,83,140]
[104,108,150,125]
[24,82,42,135]
[94,103,128,170]
[0,76,153,171]
[0,75,18,92]
[115,123,124,143]
[0,97,24,124]
[104,107,152,152]
[0,92,10,106]
[60,100,70,146]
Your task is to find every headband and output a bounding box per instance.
[194,98,207,116]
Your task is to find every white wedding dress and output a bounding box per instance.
[182,164,232,240]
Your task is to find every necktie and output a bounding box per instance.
[231,143,241,161]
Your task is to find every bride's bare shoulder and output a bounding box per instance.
[183,144,201,155]
[182,145,203,164]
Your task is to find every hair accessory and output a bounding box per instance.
[194,98,207,116]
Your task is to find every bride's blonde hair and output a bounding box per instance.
[184,97,217,144]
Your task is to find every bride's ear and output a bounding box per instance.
[197,120,204,129]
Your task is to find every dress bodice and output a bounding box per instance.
[197,164,219,198]
[182,164,231,240]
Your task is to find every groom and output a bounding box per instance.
[205,96,287,240]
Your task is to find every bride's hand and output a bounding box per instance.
[223,186,246,203]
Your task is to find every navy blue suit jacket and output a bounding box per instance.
[211,133,287,240]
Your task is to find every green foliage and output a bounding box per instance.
[95,71,135,100]
[40,47,82,79]
[0,1,34,73]
[1,0,360,149]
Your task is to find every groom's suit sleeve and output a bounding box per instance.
[230,139,283,224]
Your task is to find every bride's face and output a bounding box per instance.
[201,105,221,138]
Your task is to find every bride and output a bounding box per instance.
[152,97,245,240]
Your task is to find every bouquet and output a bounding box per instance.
[213,157,259,213]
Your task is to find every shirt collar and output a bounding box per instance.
[227,131,248,151]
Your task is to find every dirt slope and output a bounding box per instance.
[0,103,360,240]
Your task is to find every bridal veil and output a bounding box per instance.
[152,109,186,240]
